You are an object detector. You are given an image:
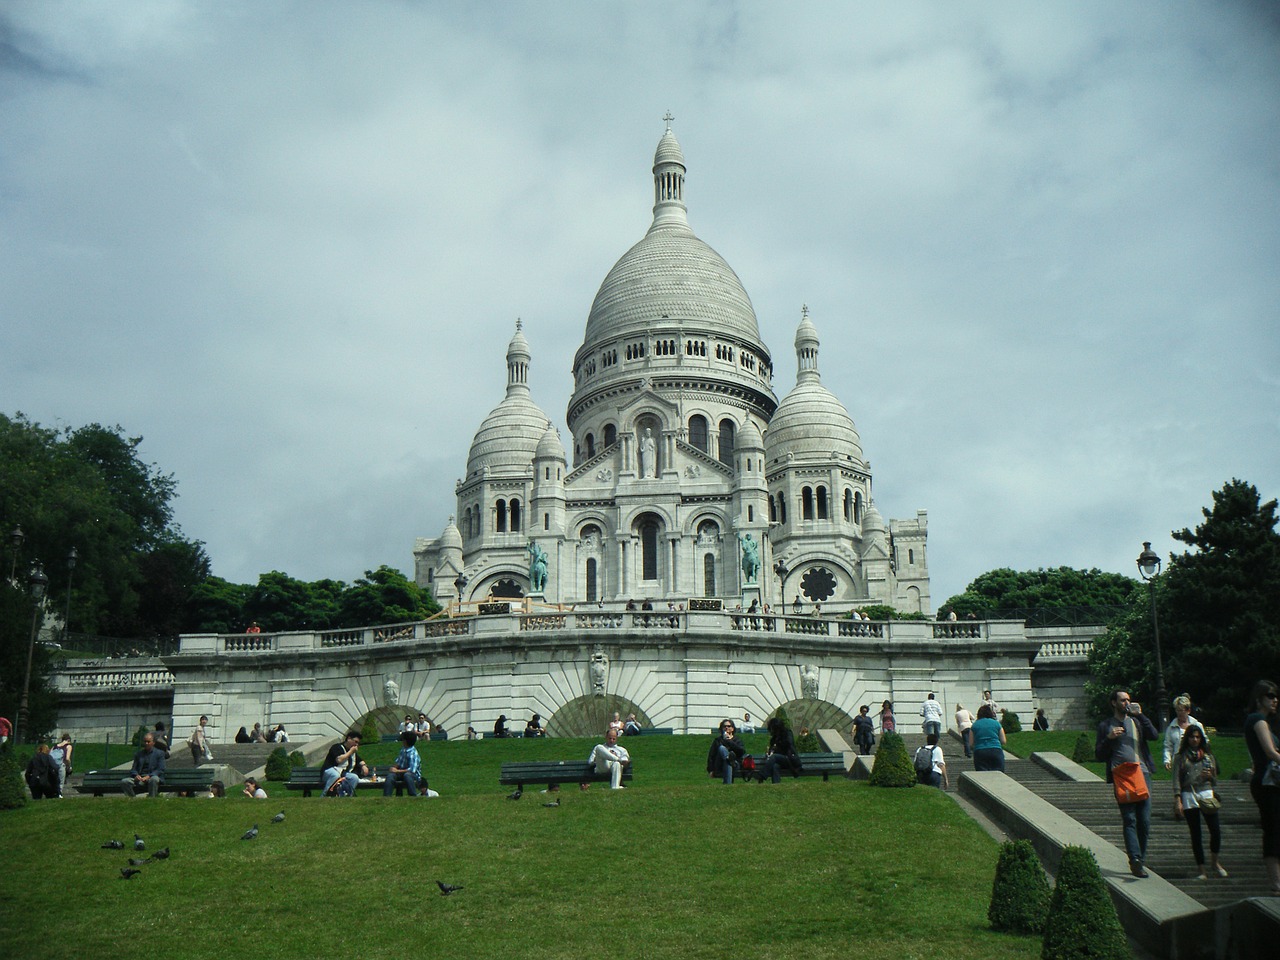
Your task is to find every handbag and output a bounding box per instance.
[1112,761,1149,803]
[1195,789,1221,811]
[1263,760,1280,788]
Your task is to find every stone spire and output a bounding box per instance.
[794,305,820,384]
[506,319,531,396]
[651,114,688,229]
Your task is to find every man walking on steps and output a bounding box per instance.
[1096,689,1160,878]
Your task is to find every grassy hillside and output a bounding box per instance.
[1,734,1043,960]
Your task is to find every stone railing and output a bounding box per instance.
[176,613,1032,656]
[53,663,175,692]
[1033,638,1094,660]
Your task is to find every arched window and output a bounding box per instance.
[703,553,716,597]
[586,558,598,603]
[854,492,863,524]
[843,489,853,522]
[908,549,915,565]
[510,499,521,532]
[717,419,735,464]
[543,513,549,531]
[585,433,595,458]
[689,415,708,453]
[496,499,507,532]
[463,507,472,539]
[603,423,616,446]
[769,495,777,523]
[802,487,814,521]
[639,516,660,581]
[816,486,828,520]
[779,496,787,525]
[747,505,754,522]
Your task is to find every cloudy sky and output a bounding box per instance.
[3,1,1277,607]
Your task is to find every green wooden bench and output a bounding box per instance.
[499,760,634,789]
[636,727,674,735]
[745,752,846,782]
[77,767,214,797]
[284,767,327,796]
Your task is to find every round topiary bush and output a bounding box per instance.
[1001,710,1023,734]
[265,747,292,781]
[988,839,1050,934]
[1071,733,1093,765]
[1042,845,1129,960]
[0,747,29,810]
[360,714,381,746]
[868,730,916,787]
[288,750,306,769]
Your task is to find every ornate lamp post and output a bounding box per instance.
[63,546,77,643]
[453,573,469,615]
[8,525,23,582]
[1136,541,1169,729]
[16,561,49,744]
[772,560,787,609]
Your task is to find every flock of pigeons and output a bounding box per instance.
[104,811,463,894]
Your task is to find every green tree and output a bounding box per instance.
[336,565,440,627]
[1087,479,1280,724]
[944,567,1140,620]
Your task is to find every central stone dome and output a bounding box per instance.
[578,125,765,356]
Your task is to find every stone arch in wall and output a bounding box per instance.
[768,698,857,739]
[545,695,654,738]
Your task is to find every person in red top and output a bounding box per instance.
[245,622,261,634]
[0,715,11,745]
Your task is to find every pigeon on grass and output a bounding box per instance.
[120,868,141,880]
[151,848,170,861]
[241,824,259,840]
[436,881,464,896]
[134,835,145,851]
[271,811,285,823]
[101,840,124,850]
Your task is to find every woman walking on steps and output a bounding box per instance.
[1244,680,1280,895]
[1173,724,1227,880]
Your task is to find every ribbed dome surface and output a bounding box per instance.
[535,423,566,461]
[582,225,762,347]
[466,394,549,477]
[736,417,764,450]
[440,519,463,551]
[766,380,862,463]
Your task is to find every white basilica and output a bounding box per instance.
[414,124,931,615]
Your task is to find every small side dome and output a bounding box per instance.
[534,422,566,462]
[440,517,463,552]
[862,501,885,538]
[465,322,551,477]
[735,417,764,451]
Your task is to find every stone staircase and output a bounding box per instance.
[1001,758,1273,909]
[163,742,282,776]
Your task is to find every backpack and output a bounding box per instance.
[913,745,935,782]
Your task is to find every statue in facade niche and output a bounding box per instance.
[384,676,400,706]
[800,664,819,700]
[590,646,609,696]
[638,428,656,478]
[739,532,760,583]
[527,541,548,593]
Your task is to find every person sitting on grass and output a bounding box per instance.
[707,718,747,784]
[243,776,267,799]
[383,730,426,797]
[585,727,631,789]
[524,714,544,738]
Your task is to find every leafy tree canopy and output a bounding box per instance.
[943,566,1141,618]
[1087,479,1280,725]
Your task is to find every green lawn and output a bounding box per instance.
[1,735,1044,960]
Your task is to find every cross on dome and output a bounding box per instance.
[663,111,675,131]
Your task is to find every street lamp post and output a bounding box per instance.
[16,561,49,744]
[8,525,23,582]
[63,546,77,643]
[773,560,787,610]
[1136,541,1169,730]
[453,573,469,616]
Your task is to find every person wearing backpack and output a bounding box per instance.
[51,732,73,798]
[914,734,947,788]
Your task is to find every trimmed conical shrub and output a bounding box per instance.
[0,747,28,810]
[1042,845,1129,960]
[265,747,292,781]
[1071,733,1093,765]
[1001,710,1023,734]
[989,839,1051,934]
[868,730,915,787]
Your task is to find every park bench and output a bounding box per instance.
[635,727,674,735]
[77,767,215,797]
[744,751,847,782]
[499,759,634,790]
[380,731,449,743]
[284,766,326,796]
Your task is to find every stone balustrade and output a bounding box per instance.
[52,661,175,692]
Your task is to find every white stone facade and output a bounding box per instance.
[414,125,930,615]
